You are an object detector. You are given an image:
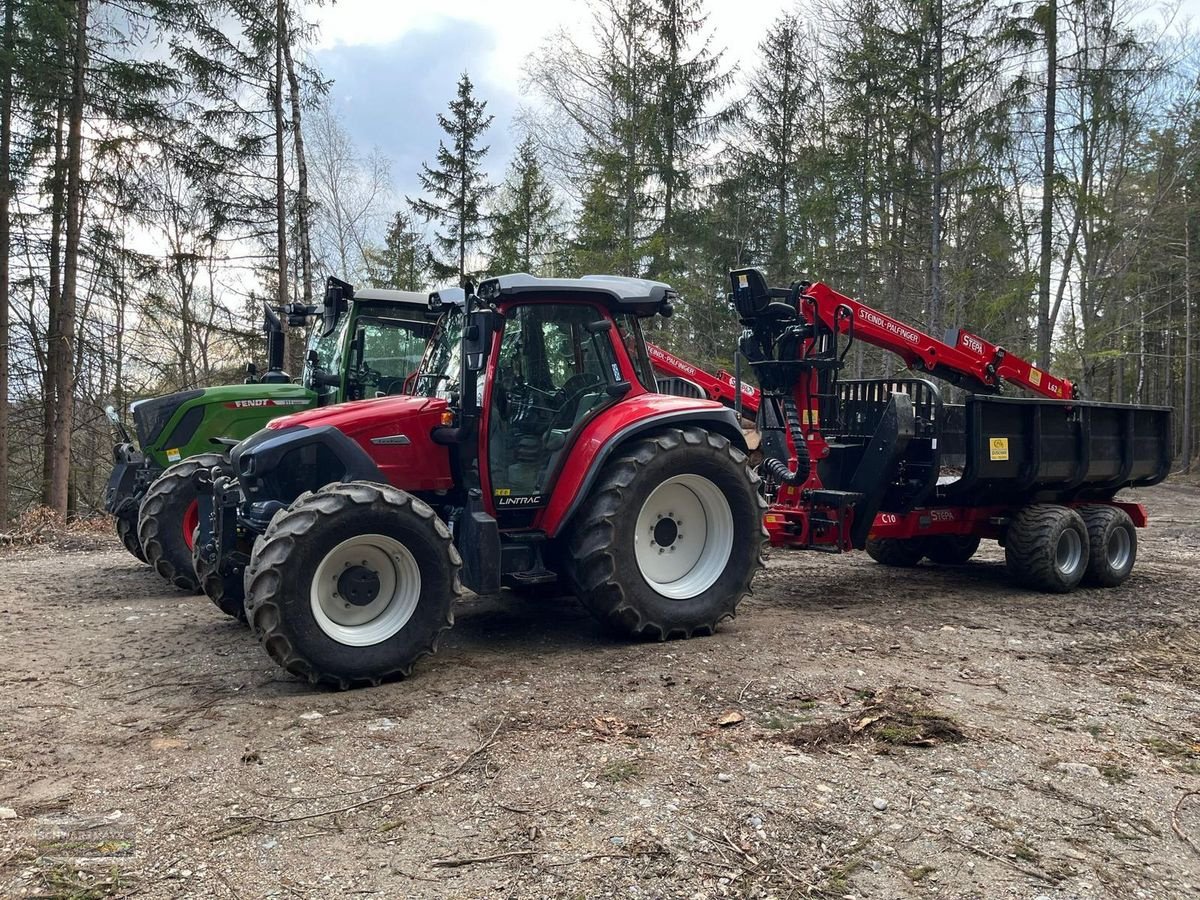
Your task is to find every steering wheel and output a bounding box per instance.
[547,372,603,431]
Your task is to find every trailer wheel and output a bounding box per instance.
[115,504,147,562]
[922,535,981,565]
[864,538,926,567]
[1079,506,1137,588]
[566,427,765,640]
[193,530,248,623]
[243,482,460,689]
[139,452,229,593]
[1004,505,1090,593]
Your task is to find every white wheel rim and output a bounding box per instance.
[634,474,734,600]
[1054,527,1083,577]
[1106,526,1131,571]
[310,534,421,647]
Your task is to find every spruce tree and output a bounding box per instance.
[366,212,433,292]
[488,137,561,275]
[408,73,494,281]
[645,0,731,279]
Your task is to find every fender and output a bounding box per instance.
[232,424,386,506]
[537,403,746,538]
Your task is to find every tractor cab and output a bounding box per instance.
[301,282,435,405]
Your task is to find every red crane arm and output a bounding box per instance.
[802,282,1075,400]
[646,342,761,415]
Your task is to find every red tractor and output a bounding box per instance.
[200,275,765,687]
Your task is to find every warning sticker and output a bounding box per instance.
[166,448,181,462]
[1029,368,1042,387]
[989,438,1009,461]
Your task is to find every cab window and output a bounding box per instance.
[488,303,618,502]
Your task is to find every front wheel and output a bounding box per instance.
[565,427,765,640]
[194,528,250,623]
[115,503,147,562]
[139,453,229,593]
[243,482,460,689]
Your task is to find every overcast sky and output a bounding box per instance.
[309,0,806,204]
[309,0,1200,213]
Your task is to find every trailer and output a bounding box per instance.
[730,268,1172,592]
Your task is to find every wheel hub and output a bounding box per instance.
[310,535,422,646]
[337,565,381,607]
[652,516,680,548]
[634,475,734,600]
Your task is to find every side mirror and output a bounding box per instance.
[464,310,501,373]
[104,405,121,426]
[245,361,259,384]
[323,276,353,337]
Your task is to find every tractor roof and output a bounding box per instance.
[477,273,677,316]
[353,288,429,308]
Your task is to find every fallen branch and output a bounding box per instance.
[942,832,1057,883]
[1172,791,1200,857]
[228,720,503,826]
[430,849,535,868]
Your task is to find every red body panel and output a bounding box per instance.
[267,395,455,492]
[531,393,732,538]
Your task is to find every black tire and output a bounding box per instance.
[1079,505,1137,588]
[193,527,249,623]
[244,482,460,689]
[565,427,765,640]
[114,503,147,563]
[1004,504,1090,593]
[922,535,981,565]
[138,452,229,593]
[865,538,926,567]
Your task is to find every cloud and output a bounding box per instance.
[313,19,519,204]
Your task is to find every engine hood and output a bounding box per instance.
[266,394,449,440]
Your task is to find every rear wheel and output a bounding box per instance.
[865,538,926,567]
[566,427,765,640]
[139,453,229,593]
[922,535,981,565]
[1004,504,1089,593]
[1079,505,1137,587]
[243,482,460,688]
[114,503,147,562]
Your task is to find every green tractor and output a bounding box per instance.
[103,278,436,592]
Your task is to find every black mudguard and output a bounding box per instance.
[231,425,386,508]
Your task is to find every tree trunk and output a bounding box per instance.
[1037,0,1057,369]
[928,0,944,337]
[51,0,89,518]
[273,0,289,319]
[1185,202,1193,471]
[0,0,13,524]
[42,100,67,506]
[281,6,312,375]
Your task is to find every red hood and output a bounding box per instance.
[267,395,448,439]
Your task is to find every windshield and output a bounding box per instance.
[413,308,464,399]
[303,314,348,397]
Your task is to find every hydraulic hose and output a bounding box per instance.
[763,395,810,485]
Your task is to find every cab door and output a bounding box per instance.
[483,302,620,519]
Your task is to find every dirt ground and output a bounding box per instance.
[1,483,1198,899]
